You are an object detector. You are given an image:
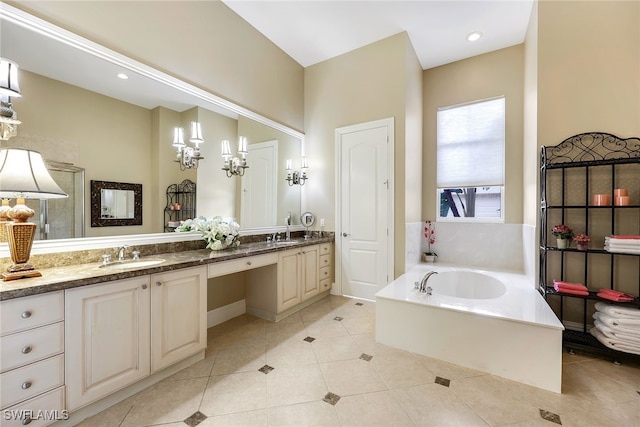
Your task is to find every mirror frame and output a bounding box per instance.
[0,4,306,258]
[90,180,142,227]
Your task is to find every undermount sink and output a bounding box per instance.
[99,258,166,269]
[274,240,301,246]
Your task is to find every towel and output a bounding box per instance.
[610,235,640,240]
[598,289,634,297]
[595,302,640,319]
[593,312,640,332]
[591,326,640,356]
[594,320,640,344]
[606,236,640,244]
[597,292,635,302]
[604,246,640,255]
[552,280,587,291]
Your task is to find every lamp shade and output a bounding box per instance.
[0,148,68,199]
[0,58,21,98]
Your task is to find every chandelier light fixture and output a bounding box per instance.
[173,121,204,170]
[221,136,249,177]
[0,58,22,141]
[285,156,309,186]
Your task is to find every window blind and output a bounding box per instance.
[436,97,505,188]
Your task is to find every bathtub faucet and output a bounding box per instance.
[416,271,438,294]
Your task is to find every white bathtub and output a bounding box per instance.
[375,264,564,393]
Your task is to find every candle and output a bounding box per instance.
[592,194,610,206]
[614,188,628,197]
[615,196,630,206]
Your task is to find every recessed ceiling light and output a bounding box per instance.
[117,73,129,80]
[467,32,483,42]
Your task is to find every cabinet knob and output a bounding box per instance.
[21,381,32,390]
[156,281,162,287]
[247,261,252,266]
[20,311,32,319]
[141,284,148,290]
[21,346,32,354]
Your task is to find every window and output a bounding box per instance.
[436,97,505,221]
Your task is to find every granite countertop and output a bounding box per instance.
[0,236,334,301]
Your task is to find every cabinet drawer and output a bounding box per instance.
[319,243,332,255]
[1,354,64,409]
[1,292,64,336]
[1,322,64,373]
[319,266,331,281]
[319,253,331,268]
[208,253,277,278]
[320,278,332,291]
[1,386,66,427]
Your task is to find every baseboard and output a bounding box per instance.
[207,299,246,328]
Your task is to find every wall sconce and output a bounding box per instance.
[0,148,68,281]
[285,156,309,186]
[221,136,249,177]
[0,58,22,141]
[173,121,204,170]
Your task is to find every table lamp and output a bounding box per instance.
[0,148,68,281]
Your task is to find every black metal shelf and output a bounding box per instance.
[164,179,196,232]
[539,132,640,358]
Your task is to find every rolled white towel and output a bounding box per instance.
[594,320,640,344]
[591,326,640,356]
[595,302,640,319]
[605,237,640,246]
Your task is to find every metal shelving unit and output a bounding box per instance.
[539,132,640,360]
[164,179,196,232]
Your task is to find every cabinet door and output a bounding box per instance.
[65,276,151,411]
[150,266,207,372]
[301,245,320,301]
[277,249,302,312]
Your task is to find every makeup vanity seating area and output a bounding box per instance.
[0,235,334,426]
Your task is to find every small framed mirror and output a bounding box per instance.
[90,180,142,227]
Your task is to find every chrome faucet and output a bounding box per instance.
[117,245,129,262]
[285,212,291,241]
[415,271,438,294]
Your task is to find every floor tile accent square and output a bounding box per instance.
[184,411,207,427]
[435,376,451,387]
[304,336,316,343]
[355,302,364,306]
[258,364,274,374]
[323,392,341,406]
[539,409,561,425]
[334,316,344,321]
[359,353,373,362]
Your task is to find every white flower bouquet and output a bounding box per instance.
[175,216,240,250]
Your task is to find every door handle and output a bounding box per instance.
[342,232,350,237]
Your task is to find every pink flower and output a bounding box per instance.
[551,224,574,239]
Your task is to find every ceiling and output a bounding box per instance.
[222,0,535,69]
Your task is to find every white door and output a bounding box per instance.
[336,118,393,301]
[241,141,277,227]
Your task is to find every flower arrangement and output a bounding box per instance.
[175,216,240,250]
[424,220,437,259]
[573,233,590,251]
[551,224,574,240]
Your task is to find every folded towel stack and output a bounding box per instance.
[553,280,588,296]
[591,302,640,355]
[604,235,640,255]
[597,288,636,302]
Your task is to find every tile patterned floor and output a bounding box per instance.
[78,295,640,426]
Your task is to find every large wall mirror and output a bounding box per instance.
[0,3,304,250]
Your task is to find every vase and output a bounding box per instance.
[423,254,436,263]
[577,242,588,251]
[556,238,569,249]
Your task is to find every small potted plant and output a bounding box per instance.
[573,233,591,251]
[423,220,437,262]
[552,224,574,249]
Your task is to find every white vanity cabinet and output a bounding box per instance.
[65,266,207,411]
[277,245,320,312]
[65,276,151,411]
[150,267,207,372]
[0,291,65,426]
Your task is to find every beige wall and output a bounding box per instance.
[304,32,419,277]
[422,45,525,224]
[523,1,539,228]
[9,0,305,132]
